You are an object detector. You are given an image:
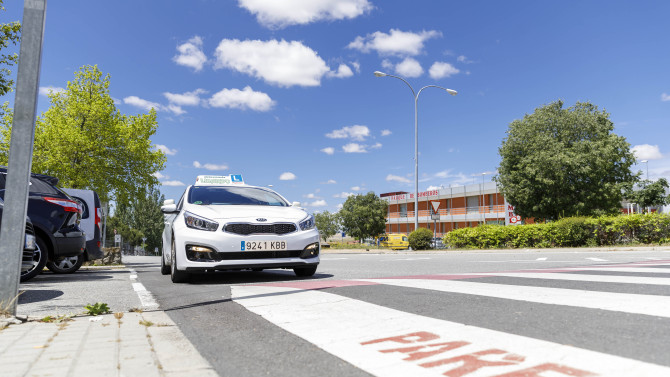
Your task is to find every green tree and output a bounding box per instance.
[339,192,388,242]
[0,65,166,206]
[0,0,21,97]
[408,228,433,250]
[496,100,636,220]
[314,210,340,242]
[108,186,165,253]
[625,179,670,212]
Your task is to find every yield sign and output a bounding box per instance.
[430,201,441,214]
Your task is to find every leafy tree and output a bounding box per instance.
[108,186,165,253]
[314,210,340,242]
[625,179,670,212]
[408,228,433,250]
[339,192,388,242]
[0,65,166,206]
[496,100,636,220]
[0,0,21,97]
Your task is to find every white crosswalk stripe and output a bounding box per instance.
[232,262,670,376]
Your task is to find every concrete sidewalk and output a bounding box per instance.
[0,310,217,377]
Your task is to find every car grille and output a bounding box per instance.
[224,223,296,235]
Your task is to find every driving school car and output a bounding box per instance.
[160,175,320,283]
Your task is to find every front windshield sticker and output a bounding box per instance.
[194,201,203,205]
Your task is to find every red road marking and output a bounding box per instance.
[361,331,439,345]
[251,279,379,290]
[419,349,526,377]
[380,341,470,361]
[492,362,597,377]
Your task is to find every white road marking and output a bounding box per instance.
[362,278,670,318]
[392,258,432,261]
[128,268,138,280]
[566,267,670,274]
[586,258,608,262]
[232,285,670,377]
[483,272,670,286]
[132,282,159,310]
[535,257,547,261]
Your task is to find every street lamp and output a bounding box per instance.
[374,71,457,231]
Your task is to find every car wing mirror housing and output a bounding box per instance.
[161,204,178,213]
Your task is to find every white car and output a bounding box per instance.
[160,175,320,283]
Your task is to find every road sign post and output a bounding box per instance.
[0,0,47,315]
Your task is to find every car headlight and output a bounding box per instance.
[24,234,36,250]
[299,215,315,231]
[184,211,219,231]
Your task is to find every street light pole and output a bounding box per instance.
[374,71,457,231]
[641,160,649,180]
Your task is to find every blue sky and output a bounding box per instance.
[3,0,670,213]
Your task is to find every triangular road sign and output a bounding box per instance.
[431,201,441,213]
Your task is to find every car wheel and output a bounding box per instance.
[20,236,49,282]
[170,239,189,283]
[293,266,317,277]
[160,251,170,275]
[46,254,84,274]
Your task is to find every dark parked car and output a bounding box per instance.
[0,196,37,282]
[0,167,86,280]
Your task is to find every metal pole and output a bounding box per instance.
[414,94,419,231]
[0,0,47,315]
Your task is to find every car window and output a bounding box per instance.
[188,186,288,206]
[177,191,185,210]
[0,173,5,190]
[402,236,408,241]
[29,177,59,195]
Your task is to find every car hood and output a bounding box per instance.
[187,205,309,223]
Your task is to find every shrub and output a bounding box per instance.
[408,228,434,250]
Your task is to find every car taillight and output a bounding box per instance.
[44,197,81,213]
[95,207,102,232]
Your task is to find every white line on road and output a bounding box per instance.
[392,258,432,261]
[566,267,670,274]
[362,278,670,318]
[536,257,548,261]
[587,258,608,262]
[232,285,670,377]
[482,272,670,286]
[132,282,159,310]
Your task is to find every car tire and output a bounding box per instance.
[170,239,189,283]
[160,251,170,275]
[20,235,49,282]
[46,254,84,274]
[293,266,317,277]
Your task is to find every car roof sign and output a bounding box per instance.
[195,175,245,186]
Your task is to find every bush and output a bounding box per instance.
[408,228,433,250]
[443,213,670,249]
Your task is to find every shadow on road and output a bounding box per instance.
[17,289,64,304]
[185,270,334,285]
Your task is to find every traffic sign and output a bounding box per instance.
[430,201,441,214]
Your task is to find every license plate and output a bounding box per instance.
[241,241,287,251]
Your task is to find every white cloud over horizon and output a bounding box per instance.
[381,129,392,136]
[386,174,410,183]
[326,125,370,141]
[662,93,670,102]
[321,147,335,155]
[342,143,367,153]
[395,57,423,77]
[326,64,354,78]
[39,86,65,96]
[214,39,331,87]
[162,180,186,187]
[173,36,207,72]
[429,62,460,79]
[632,144,663,160]
[156,144,177,156]
[193,161,229,171]
[163,89,207,106]
[209,86,275,111]
[279,172,296,180]
[348,29,441,56]
[308,199,328,207]
[237,0,373,29]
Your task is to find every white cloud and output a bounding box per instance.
[662,93,670,102]
[279,172,296,180]
[123,96,161,112]
[193,161,229,171]
[342,143,367,153]
[351,61,361,73]
[304,193,318,199]
[334,192,354,198]
[381,129,392,136]
[337,203,344,210]
[429,62,460,79]
[173,36,207,72]
[165,104,186,116]
[347,29,441,56]
[39,86,65,96]
[238,0,373,29]
[386,174,410,183]
[214,39,330,87]
[327,64,354,78]
[325,179,337,184]
[163,89,207,106]
[321,147,335,155]
[153,172,168,179]
[326,125,370,141]
[351,186,361,191]
[209,86,275,112]
[632,144,663,160]
[395,57,423,77]
[381,59,394,70]
[156,144,177,156]
[162,180,186,187]
[370,142,382,149]
[426,185,440,191]
[309,199,328,207]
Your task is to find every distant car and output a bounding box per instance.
[379,234,409,250]
[161,175,320,283]
[0,196,37,282]
[56,188,103,273]
[432,237,444,249]
[0,167,86,280]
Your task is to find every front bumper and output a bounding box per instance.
[174,225,320,271]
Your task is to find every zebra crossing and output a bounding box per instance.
[231,259,670,377]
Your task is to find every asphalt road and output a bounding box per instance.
[126,249,670,377]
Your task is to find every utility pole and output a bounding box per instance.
[0,0,47,315]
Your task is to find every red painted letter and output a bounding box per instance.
[361,331,439,346]
[420,349,525,377]
[380,341,470,361]
[492,363,597,377]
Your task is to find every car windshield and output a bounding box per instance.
[188,186,288,206]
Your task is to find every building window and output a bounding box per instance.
[400,203,407,217]
[466,196,479,213]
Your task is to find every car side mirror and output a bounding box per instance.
[161,204,178,213]
[163,199,175,205]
